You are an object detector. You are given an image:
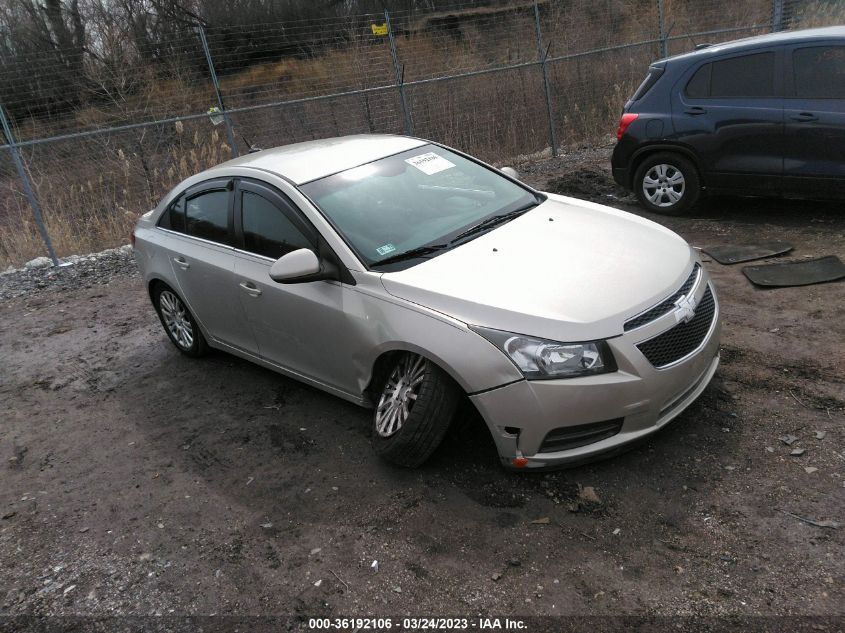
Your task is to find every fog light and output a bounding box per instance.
[512,456,528,468]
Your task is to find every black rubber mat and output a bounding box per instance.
[743,255,845,288]
[701,242,793,265]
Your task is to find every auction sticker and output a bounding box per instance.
[405,152,456,175]
[376,243,396,256]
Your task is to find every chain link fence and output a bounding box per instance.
[0,0,840,267]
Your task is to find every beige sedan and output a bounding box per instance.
[132,134,720,469]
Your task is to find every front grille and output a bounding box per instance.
[624,264,700,331]
[637,286,716,368]
[539,418,624,453]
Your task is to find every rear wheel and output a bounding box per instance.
[634,152,700,215]
[152,284,208,357]
[372,352,459,468]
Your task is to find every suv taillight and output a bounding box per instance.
[616,113,638,141]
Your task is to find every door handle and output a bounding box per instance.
[173,256,190,269]
[684,106,707,115]
[789,112,818,122]
[239,281,262,297]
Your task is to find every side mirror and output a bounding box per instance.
[269,248,324,283]
[500,166,520,180]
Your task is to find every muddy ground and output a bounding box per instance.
[1,146,843,630]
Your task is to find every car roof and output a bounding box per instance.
[663,25,845,65]
[211,134,428,185]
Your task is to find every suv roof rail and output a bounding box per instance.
[694,43,713,50]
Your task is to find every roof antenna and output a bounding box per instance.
[242,134,262,154]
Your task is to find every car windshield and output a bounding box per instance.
[299,144,541,269]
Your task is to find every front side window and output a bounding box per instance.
[686,52,775,98]
[185,190,230,244]
[793,46,845,98]
[300,144,540,268]
[241,191,313,259]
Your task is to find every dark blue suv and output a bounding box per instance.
[611,26,845,215]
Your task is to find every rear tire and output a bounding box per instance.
[634,152,700,215]
[152,283,208,357]
[372,352,460,468]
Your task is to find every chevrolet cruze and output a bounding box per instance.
[132,134,721,469]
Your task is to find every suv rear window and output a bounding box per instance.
[630,66,664,102]
[793,46,845,98]
[686,52,776,98]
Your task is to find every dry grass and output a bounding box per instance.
[0,0,842,268]
[793,0,845,27]
[0,124,230,267]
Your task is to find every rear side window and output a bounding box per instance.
[241,191,313,259]
[686,52,776,98]
[158,195,185,232]
[712,53,775,97]
[793,46,845,98]
[185,190,230,243]
[686,64,711,98]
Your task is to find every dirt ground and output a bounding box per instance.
[1,146,843,630]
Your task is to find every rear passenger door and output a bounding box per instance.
[783,43,845,197]
[157,179,259,354]
[673,50,784,194]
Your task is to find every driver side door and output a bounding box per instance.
[231,179,359,397]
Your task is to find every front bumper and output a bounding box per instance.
[470,279,721,470]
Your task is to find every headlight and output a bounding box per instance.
[470,326,616,379]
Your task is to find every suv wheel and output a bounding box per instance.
[634,153,700,215]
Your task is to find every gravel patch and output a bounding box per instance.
[0,245,138,301]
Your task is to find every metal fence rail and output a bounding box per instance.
[0,0,836,267]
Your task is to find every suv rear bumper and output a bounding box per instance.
[612,166,630,189]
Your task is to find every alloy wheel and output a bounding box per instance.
[375,354,426,437]
[159,290,194,350]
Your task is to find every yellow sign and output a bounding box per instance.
[371,23,388,36]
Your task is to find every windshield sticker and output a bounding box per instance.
[405,152,456,176]
[376,243,396,256]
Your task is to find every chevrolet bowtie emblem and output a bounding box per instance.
[674,294,697,324]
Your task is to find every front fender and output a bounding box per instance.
[341,281,523,396]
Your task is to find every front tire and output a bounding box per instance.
[152,284,208,357]
[634,152,700,215]
[372,353,459,468]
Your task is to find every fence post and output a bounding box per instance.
[772,0,785,31]
[533,0,558,158]
[385,10,413,136]
[198,24,239,157]
[0,104,60,267]
[657,0,668,57]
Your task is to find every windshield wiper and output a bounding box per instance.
[375,243,449,266]
[449,201,539,244]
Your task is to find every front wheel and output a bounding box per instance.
[634,153,701,215]
[372,353,459,468]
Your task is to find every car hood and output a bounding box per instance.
[380,193,696,341]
